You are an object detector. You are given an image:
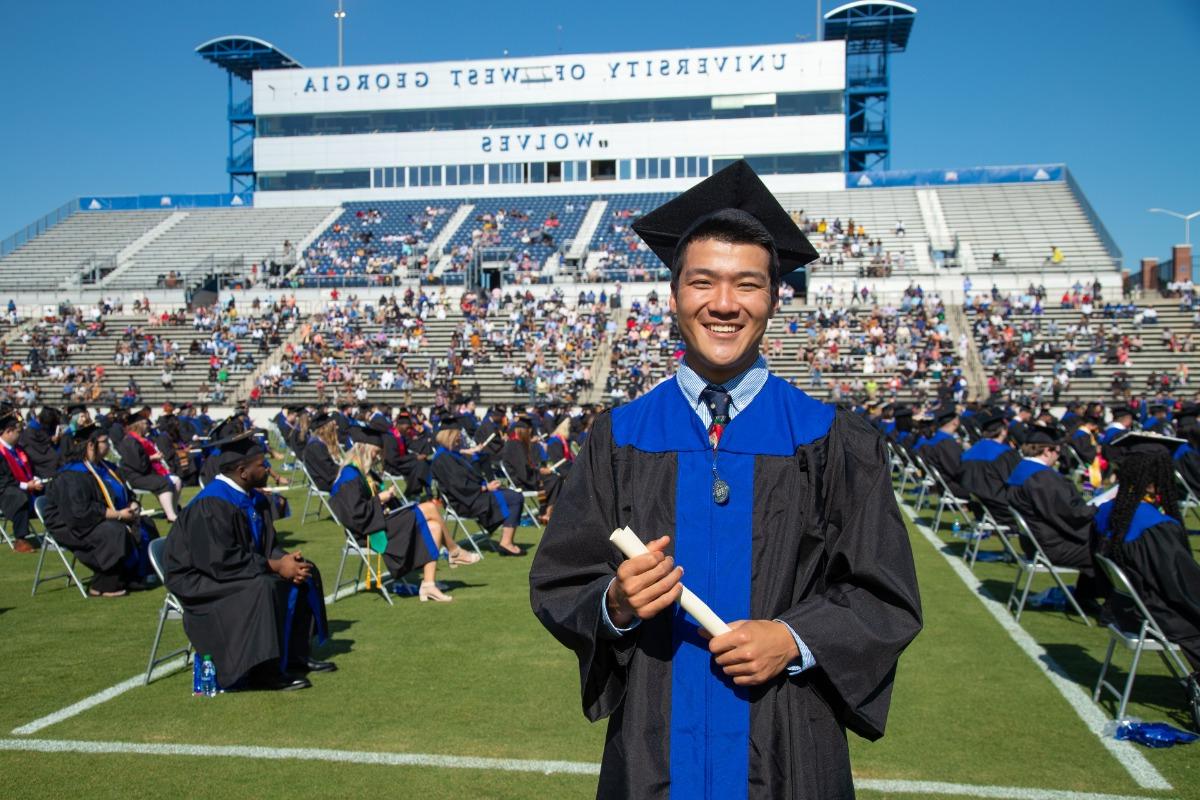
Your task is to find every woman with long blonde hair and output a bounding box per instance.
[329,427,478,602]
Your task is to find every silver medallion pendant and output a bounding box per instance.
[712,477,730,505]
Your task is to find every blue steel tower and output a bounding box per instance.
[822,2,916,173]
[195,36,303,193]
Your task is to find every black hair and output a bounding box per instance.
[670,209,780,301]
[1102,452,1181,567]
[38,406,62,428]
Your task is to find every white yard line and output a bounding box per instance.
[897,495,1171,792]
[0,738,1167,799]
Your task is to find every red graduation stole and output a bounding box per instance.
[0,442,32,484]
[388,425,407,456]
[127,432,170,477]
[552,434,574,463]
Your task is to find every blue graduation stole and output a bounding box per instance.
[190,478,266,552]
[1005,459,1051,487]
[962,439,1010,463]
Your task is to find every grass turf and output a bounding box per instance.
[0,474,1195,799]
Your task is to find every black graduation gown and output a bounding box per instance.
[919,433,966,498]
[18,425,61,479]
[42,467,157,574]
[328,466,434,578]
[1005,461,1095,569]
[543,435,573,506]
[302,438,339,492]
[116,435,173,493]
[1096,502,1200,670]
[960,439,1021,527]
[529,376,922,800]
[1008,419,1031,445]
[431,448,507,531]
[379,428,407,476]
[1070,428,1099,466]
[399,430,433,493]
[163,483,328,686]
[156,432,197,484]
[108,421,126,447]
[501,440,540,491]
[0,444,36,535]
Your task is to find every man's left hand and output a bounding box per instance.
[705,620,800,686]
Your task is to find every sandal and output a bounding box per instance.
[419,582,453,602]
[88,588,128,598]
[448,549,481,567]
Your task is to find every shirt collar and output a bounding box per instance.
[675,354,769,423]
[215,473,248,496]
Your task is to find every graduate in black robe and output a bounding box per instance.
[1175,426,1200,498]
[916,408,968,498]
[529,162,921,800]
[199,429,291,523]
[398,414,434,497]
[42,424,158,596]
[328,426,477,602]
[960,410,1021,527]
[115,416,181,522]
[1004,425,1098,603]
[500,416,561,522]
[0,411,44,552]
[1094,447,1200,729]
[19,406,62,479]
[431,416,525,556]
[301,413,341,492]
[474,407,508,479]
[163,433,332,691]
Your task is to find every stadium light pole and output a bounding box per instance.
[1148,207,1200,245]
[334,0,346,67]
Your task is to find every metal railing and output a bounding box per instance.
[0,198,80,258]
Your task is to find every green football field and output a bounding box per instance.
[1,470,1197,800]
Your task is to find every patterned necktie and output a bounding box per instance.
[700,385,732,448]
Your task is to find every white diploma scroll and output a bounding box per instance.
[609,526,732,636]
[478,432,497,449]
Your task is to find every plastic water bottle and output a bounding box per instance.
[200,655,218,697]
[951,520,962,538]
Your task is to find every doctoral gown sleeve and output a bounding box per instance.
[117,437,151,476]
[1126,521,1200,632]
[1027,471,1094,545]
[775,411,923,740]
[529,412,635,722]
[166,497,272,598]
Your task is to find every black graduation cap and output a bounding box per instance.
[1025,424,1063,445]
[309,412,336,431]
[66,403,89,417]
[438,415,466,431]
[512,415,534,430]
[630,159,818,277]
[1108,431,1186,456]
[367,415,392,434]
[1148,403,1169,414]
[893,405,914,419]
[69,423,99,442]
[1110,405,1134,419]
[0,412,21,430]
[209,430,266,471]
[934,407,958,426]
[1178,402,1200,420]
[286,404,307,414]
[349,425,384,446]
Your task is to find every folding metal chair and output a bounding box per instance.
[921,460,972,534]
[499,462,544,531]
[908,452,937,516]
[962,497,1017,569]
[297,462,334,524]
[1092,554,1192,722]
[31,496,89,599]
[432,479,492,558]
[382,472,411,504]
[1175,469,1200,526]
[145,537,192,684]
[1005,507,1092,626]
[0,511,15,550]
[329,506,395,606]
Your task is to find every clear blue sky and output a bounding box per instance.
[2,0,1197,268]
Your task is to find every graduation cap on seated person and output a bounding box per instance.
[892,405,914,419]
[366,415,392,434]
[978,409,1008,432]
[934,407,958,426]
[1110,404,1135,419]
[308,412,336,431]
[66,403,89,417]
[68,423,100,443]
[512,415,534,430]
[1024,424,1064,445]
[0,412,22,431]
[630,159,819,278]
[348,425,384,447]
[1107,431,1186,457]
[209,430,267,473]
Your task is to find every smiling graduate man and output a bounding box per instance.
[529,161,923,800]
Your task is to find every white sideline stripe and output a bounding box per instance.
[855,778,1159,800]
[897,495,1171,791]
[10,656,188,735]
[9,579,370,736]
[0,738,1164,799]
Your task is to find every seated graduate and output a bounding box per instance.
[116,414,181,523]
[155,413,199,487]
[302,412,342,492]
[163,432,332,692]
[1174,405,1200,496]
[19,405,63,479]
[431,415,526,557]
[544,416,575,484]
[272,405,302,451]
[395,411,434,498]
[961,408,1022,527]
[1093,441,1200,728]
[1004,424,1100,607]
[501,415,564,524]
[329,426,478,602]
[887,405,919,455]
[474,406,509,479]
[1100,404,1135,447]
[366,408,406,479]
[1142,403,1172,435]
[42,424,158,597]
[1069,410,1105,487]
[283,407,309,456]
[916,407,968,498]
[0,411,46,553]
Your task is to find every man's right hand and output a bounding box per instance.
[606,535,683,629]
[271,552,312,584]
